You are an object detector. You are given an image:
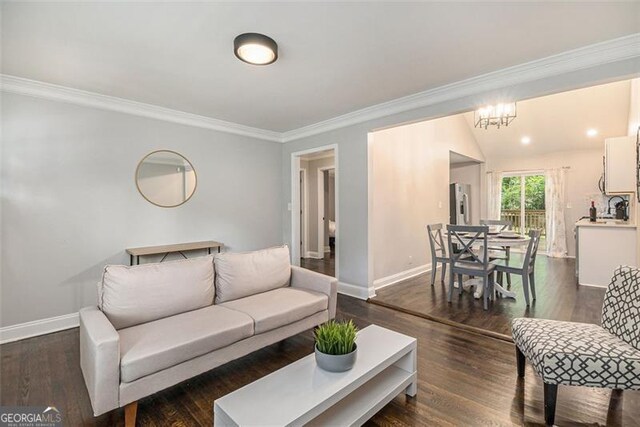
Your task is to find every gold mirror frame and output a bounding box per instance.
[135,149,198,208]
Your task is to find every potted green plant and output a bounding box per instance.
[314,320,358,372]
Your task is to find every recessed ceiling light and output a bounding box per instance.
[586,129,598,137]
[234,33,278,65]
[521,136,531,145]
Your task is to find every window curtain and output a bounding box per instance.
[545,168,568,257]
[486,171,503,220]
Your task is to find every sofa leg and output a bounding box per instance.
[125,401,138,427]
[543,383,558,426]
[516,346,525,378]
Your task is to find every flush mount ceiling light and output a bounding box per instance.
[521,136,531,145]
[586,128,598,137]
[474,102,517,129]
[234,33,278,65]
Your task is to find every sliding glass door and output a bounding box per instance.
[501,173,546,246]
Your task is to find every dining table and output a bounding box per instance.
[447,230,531,299]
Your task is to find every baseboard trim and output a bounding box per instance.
[373,263,433,290]
[578,282,607,288]
[304,251,324,259]
[0,312,79,344]
[338,281,374,300]
[323,246,330,253]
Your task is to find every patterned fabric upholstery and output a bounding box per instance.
[601,266,640,350]
[512,318,640,389]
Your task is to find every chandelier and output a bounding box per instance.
[474,102,517,129]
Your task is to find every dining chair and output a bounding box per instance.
[480,219,514,286]
[427,224,448,286]
[447,225,497,310]
[493,229,541,306]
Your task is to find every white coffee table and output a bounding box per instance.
[213,324,417,426]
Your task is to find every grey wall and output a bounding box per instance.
[1,93,283,327]
[281,58,639,297]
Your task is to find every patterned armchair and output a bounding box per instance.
[511,265,640,425]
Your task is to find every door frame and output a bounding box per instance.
[317,166,336,255]
[291,144,339,279]
[299,168,309,258]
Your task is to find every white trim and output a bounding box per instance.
[0,312,79,344]
[579,282,607,289]
[280,34,640,142]
[338,282,375,300]
[0,75,282,143]
[367,133,376,292]
[2,35,638,145]
[305,251,324,259]
[299,168,309,258]
[324,246,331,253]
[373,264,433,290]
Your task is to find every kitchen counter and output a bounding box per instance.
[575,218,636,228]
[576,220,637,287]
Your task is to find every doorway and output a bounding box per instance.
[291,146,338,278]
[500,173,546,249]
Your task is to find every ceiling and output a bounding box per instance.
[449,152,480,166]
[300,149,335,161]
[462,79,632,158]
[2,2,639,133]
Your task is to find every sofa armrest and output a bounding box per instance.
[290,266,338,319]
[79,306,120,416]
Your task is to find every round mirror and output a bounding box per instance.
[135,150,197,208]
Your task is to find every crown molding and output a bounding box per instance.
[0,75,282,143]
[2,34,638,144]
[281,33,640,142]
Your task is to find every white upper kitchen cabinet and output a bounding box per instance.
[605,136,637,194]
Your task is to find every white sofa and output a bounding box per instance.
[79,246,337,425]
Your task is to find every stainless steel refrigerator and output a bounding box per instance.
[449,183,471,225]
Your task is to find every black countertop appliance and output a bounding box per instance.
[608,196,629,221]
[615,200,629,220]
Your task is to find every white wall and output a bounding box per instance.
[486,148,605,257]
[1,93,283,328]
[370,115,484,282]
[450,162,482,225]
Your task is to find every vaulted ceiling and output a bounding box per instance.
[463,79,633,158]
[3,2,639,132]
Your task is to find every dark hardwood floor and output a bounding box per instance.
[300,251,335,277]
[2,294,638,426]
[371,255,607,338]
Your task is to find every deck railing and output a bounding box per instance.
[500,209,546,236]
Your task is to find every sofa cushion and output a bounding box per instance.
[512,318,640,389]
[118,305,254,383]
[221,287,328,334]
[99,255,214,330]
[214,246,290,304]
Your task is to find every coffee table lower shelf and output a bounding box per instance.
[308,364,417,426]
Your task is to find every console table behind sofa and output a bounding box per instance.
[126,240,224,265]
